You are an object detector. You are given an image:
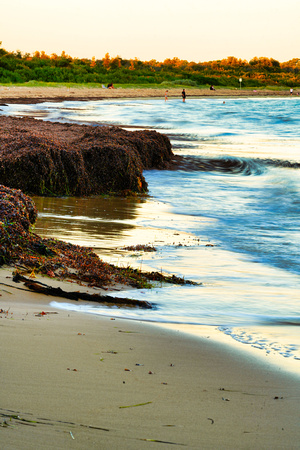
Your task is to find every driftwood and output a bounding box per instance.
[13,273,152,309]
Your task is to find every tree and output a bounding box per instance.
[90,56,96,68]
[103,53,110,69]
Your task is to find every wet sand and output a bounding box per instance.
[1,268,300,449]
[0,85,292,104]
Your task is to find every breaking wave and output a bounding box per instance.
[176,155,300,176]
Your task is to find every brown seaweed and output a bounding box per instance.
[0,116,173,196]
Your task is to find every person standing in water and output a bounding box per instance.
[182,89,186,102]
[165,90,168,101]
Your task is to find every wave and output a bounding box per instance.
[262,158,300,169]
[173,155,300,176]
[218,325,300,361]
[174,155,264,175]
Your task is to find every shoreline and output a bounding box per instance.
[1,267,300,448]
[29,194,300,378]
[0,85,295,105]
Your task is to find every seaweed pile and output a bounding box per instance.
[0,185,196,294]
[0,185,38,266]
[0,116,173,196]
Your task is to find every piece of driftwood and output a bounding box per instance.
[13,273,152,309]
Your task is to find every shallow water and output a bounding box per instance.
[2,97,300,373]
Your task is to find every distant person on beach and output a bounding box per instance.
[165,90,168,101]
[210,85,216,91]
[182,89,186,102]
[290,88,293,95]
[107,83,114,89]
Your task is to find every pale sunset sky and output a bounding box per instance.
[1,0,299,62]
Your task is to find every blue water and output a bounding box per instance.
[2,97,300,369]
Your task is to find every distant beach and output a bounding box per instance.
[0,85,294,104]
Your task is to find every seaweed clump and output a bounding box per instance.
[0,133,88,196]
[0,116,173,196]
[122,244,157,252]
[0,185,38,266]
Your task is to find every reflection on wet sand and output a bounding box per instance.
[33,196,145,254]
[33,195,205,264]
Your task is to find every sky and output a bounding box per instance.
[1,0,299,63]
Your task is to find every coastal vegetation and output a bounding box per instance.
[0,43,299,89]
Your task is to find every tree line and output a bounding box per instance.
[0,43,299,88]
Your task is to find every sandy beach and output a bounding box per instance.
[1,87,299,448]
[0,85,293,104]
[1,266,300,449]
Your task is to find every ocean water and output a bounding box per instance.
[2,97,300,373]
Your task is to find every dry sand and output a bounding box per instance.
[1,267,299,449]
[0,85,293,104]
